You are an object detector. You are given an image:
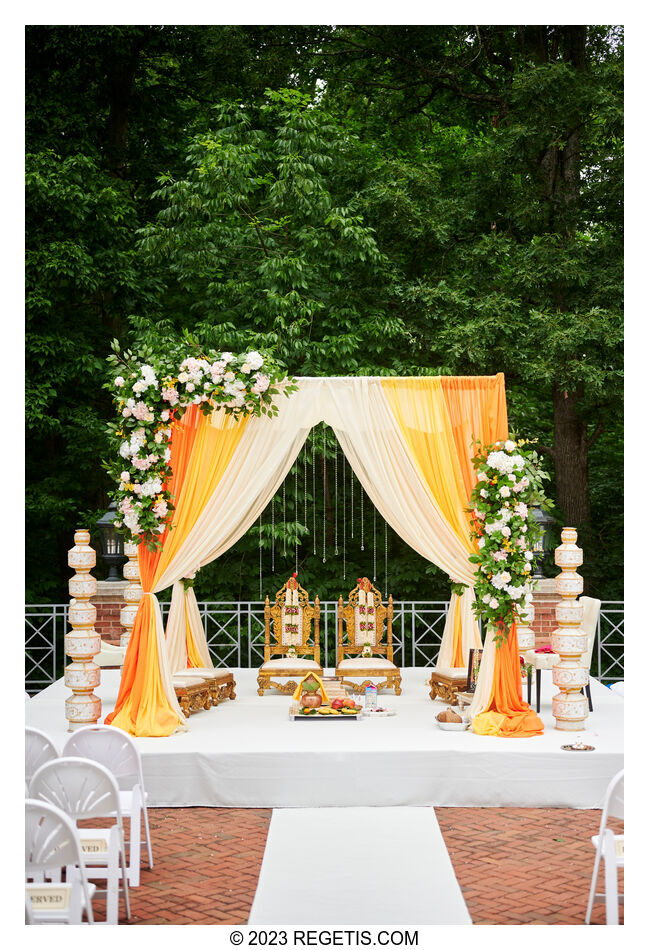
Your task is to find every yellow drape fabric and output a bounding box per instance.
[106,405,248,736]
[381,375,508,666]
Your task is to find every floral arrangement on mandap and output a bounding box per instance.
[467,438,553,646]
[105,339,293,549]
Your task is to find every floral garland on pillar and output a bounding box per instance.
[105,341,294,550]
[467,438,553,644]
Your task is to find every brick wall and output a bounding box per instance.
[95,581,127,644]
[531,578,559,649]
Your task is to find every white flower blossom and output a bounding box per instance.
[501,526,511,537]
[221,352,234,364]
[114,376,125,387]
[505,440,516,452]
[524,550,534,561]
[245,351,264,371]
[489,597,500,609]
[491,571,512,589]
[499,486,511,498]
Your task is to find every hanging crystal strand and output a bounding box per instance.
[312,429,316,556]
[282,476,287,558]
[271,496,275,573]
[384,518,388,595]
[342,453,347,581]
[373,505,377,582]
[334,441,339,555]
[351,467,354,539]
[360,483,365,552]
[259,513,263,599]
[295,460,298,572]
[304,440,307,530]
[322,424,327,563]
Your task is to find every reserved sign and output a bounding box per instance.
[81,838,108,853]
[27,885,71,909]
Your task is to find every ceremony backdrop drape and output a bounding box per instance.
[107,375,519,738]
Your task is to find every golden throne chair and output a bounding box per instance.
[335,577,401,695]
[257,575,322,695]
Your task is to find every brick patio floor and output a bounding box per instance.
[87,806,622,925]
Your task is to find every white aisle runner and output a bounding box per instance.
[248,806,471,925]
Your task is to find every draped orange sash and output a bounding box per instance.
[472,623,544,737]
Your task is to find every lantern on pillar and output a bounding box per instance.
[96,502,126,581]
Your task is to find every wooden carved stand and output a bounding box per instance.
[174,671,236,717]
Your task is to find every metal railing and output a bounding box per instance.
[25,599,624,692]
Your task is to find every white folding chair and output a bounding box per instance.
[25,798,96,924]
[586,769,624,924]
[63,724,153,886]
[25,727,59,790]
[29,757,131,924]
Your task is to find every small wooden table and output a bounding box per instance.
[428,670,469,704]
[173,670,236,716]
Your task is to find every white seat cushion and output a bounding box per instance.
[522,650,560,670]
[172,674,208,687]
[260,658,321,671]
[336,657,397,671]
[433,667,468,681]
[179,667,232,678]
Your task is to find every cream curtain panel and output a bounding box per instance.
[162,377,483,672]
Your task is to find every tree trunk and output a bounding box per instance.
[104,35,145,176]
[551,385,591,527]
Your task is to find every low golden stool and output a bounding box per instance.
[428,668,468,704]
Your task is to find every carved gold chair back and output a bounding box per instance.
[337,577,393,663]
[264,575,320,666]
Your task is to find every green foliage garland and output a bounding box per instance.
[468,438,553,645]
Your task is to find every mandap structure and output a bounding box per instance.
[99,353,545,740]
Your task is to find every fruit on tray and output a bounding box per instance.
[317,706,333,715]
[301,707,318,715]
[437,708,463,723]
[342,697,356,708]
[331,698,345,710]
[341,705,361,714]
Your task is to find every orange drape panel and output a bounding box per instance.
[105,595,181,737]
[106,405,248,735]
[472,625,544,737]
[439,374,509,499]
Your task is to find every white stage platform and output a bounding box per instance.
[26,667,623,809]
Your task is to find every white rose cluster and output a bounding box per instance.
[112,348,282,545]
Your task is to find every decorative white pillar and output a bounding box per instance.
[120,541,142,650]
[551,527,589,731]
[516,604,536,652]
[65,529,101,731]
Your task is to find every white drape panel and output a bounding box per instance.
[155,383,320,591]
[436,590,482,669]
[468,627,497,718]
[148,592,188,727]
[324,378,474,585]
[154,379,478,670]
[166,583,214,674]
